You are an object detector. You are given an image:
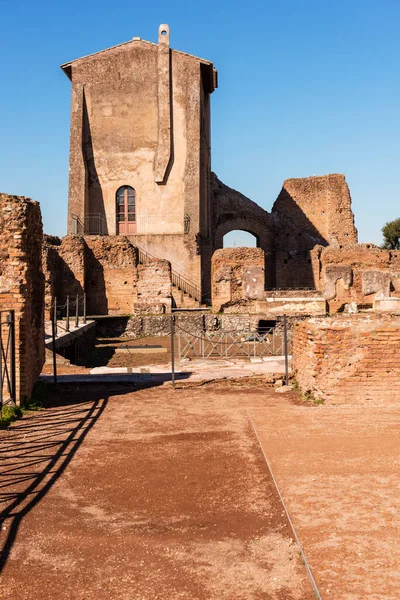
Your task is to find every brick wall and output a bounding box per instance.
[0,193,45,403]
[273,174,358,248]
[134,259,172,314]
[212,247,265,312]
[293,315,400,404]
[43,235,175,316]
[84,236,139,315]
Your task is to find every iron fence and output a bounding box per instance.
[0,311,16,408]
[176,322,292,360]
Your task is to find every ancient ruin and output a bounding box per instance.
[1,23,400,404]
[58,23,375,313]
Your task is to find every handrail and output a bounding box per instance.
[71,213,107,235]
[135,244,201,302]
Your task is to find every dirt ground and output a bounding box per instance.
[2,381,398,599]
[0,383,314,600]
[249,398,400,600]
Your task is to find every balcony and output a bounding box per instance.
[71,214,107,235]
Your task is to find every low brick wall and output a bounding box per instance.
[293,315,400,404]
[0,193,45,403]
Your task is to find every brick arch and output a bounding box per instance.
[212,217,275,289]
[213,217,273,254]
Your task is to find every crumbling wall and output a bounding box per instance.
[42,235,86,319]
[57,236,85,301]
[272,174,358,248]
[84,236,139,315]
[210,173,358,292]
[42,235,61,319]
[0,193,45,403]
[271,174,358,289]
[313,245,400,312]
[42,234,176,316]
[212,247,265,312]
[134,259,172,314]
[293,315,400,404]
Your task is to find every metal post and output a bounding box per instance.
[170,314,175,388]
[75,294,79,328]
[83,293,87,324]
[66,296,70,332]
[283,314,289,386]
[8,311,16,402]
[51,314,57,385]
[53,297,57,336]
[177,329,181,362]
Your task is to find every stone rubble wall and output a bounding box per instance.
[313,244,400,312]
[84,236,138,315]
[134,259,172,314]
[0,193,45,404]
[211,247,326,316]
[43,235,172,316]
[293,314,400,404]
[212,247,265,312]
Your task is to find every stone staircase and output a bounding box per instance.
[171,285,208,310]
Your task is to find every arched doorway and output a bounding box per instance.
[223,230,258,248]
[213,219,276,290]
[116,186,136,234]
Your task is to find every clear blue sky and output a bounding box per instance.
[1,0,399,245]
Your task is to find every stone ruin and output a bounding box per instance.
[1,24,400,406]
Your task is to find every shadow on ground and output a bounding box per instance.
[0,383,160,573]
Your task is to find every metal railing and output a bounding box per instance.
[0,311,16,408]
[176,322,292,360]
[52,294,87,335]
[71,214,107,235]
[50,295,88,385]
[136,245,201,302]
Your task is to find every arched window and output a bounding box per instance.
[116,186,136,234]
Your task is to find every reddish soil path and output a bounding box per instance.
[249,396,400,600]
[0,384,314,600]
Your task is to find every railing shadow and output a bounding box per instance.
[0,388,120,573]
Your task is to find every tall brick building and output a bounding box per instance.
[62,24,217,296]
[61,24,358,301]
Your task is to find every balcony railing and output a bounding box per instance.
[71,214,107,235]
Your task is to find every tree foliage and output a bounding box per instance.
[382,218,400,249]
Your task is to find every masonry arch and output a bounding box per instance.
[214,217,272,253]
[223,230,258,248]
[213,217,275,289]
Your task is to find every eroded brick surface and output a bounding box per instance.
[293,315,400,403]
[212,248,265,312]
[0,193,44,403]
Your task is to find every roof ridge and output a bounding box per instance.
[61,38,213,69]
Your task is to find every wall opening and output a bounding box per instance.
[223,230,258,248]
[258,319,277,334]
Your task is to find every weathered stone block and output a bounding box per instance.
[324,265,353,300]
[362,271,391,296]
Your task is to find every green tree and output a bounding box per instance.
[382,218,400,249]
